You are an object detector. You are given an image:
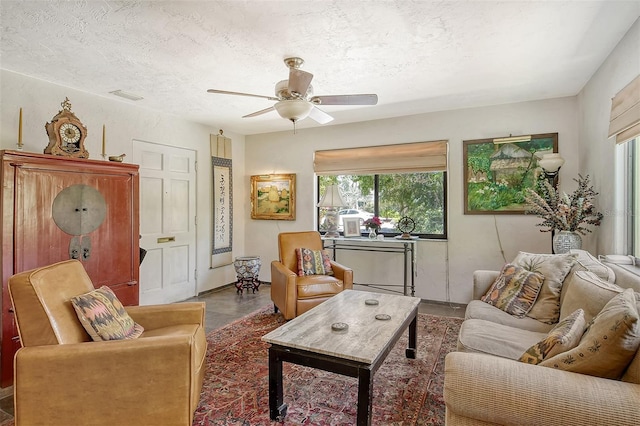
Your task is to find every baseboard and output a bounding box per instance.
[197,281,271,297]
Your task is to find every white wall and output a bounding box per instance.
[4,17,636,304]
[0,70,245,295]
[577,18,640,255]
[245,97,579,303]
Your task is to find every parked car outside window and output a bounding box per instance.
[337,209,374,226]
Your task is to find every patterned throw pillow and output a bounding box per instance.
[295,248,334,277]
[480,263,545,318]
[519,308,586,364]
[540,288,640,379]
[70,286,144,341]
[512,251,577,324]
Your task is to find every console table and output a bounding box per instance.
[322,237,417,296]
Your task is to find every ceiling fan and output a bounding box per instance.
[207,57,378,132]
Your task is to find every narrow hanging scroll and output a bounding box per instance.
[211,130,233,268]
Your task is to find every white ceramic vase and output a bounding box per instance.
[553,231,582,254]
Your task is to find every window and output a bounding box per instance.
[625,138,638,257]
[317,172,447,239]
[610,76,640,258]
[314,140,448,239]
[617,137,639,258]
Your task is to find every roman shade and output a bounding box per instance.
[609,75,640,144]
[314,140,448,175]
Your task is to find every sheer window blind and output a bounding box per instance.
[314,140,448,175]
[609,75,640,144]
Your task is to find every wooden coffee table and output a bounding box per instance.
[261,289,421,426]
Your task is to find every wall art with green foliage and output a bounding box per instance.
[463,133,558,214]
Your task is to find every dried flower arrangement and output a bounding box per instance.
[525,174,603,235]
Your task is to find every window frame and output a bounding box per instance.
[316,172,448,240]
[628,138,638,258]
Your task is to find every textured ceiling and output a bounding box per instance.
[1,1,639,135]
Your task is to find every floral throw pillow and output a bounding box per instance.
[480,263,545,317]
[519,308,586,365]
[540,288,640,379]
[70,286,144,341]
[295,248,334,277]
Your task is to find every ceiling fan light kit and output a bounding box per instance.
[207,57,378,132]
[274,100,313,122]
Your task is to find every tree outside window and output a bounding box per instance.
[318,172,446,238]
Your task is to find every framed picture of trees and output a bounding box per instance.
[250,174,296,220]
[463,133,558,214]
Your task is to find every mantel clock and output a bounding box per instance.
[44,97,89,158]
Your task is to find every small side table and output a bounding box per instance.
[233,256,262,294]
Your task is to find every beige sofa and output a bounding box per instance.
[444,250,640,426]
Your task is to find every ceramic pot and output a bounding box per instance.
[368,228,377,239]
[553,231,582,254]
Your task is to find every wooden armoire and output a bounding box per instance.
[0,150,140,387]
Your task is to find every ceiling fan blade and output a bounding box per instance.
[308,106,334,124]
[242,106,275,118]
[207,89,279,101]
[288,69,313,98]
[310,94,378,105]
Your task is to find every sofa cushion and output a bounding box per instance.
[540,288,640,379]
[560,250,617,307]
[622,341,640,384]
[295,247,334,276]
[621,292,640,385]
[519,308,586,365]
[457,318,547,360]
[480,263,544,317]
[512,251,577,324]
[569,249,615,282]
[70,286,144,341]
[560,271,628,324]
[465,300,555,333]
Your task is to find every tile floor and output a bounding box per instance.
[0,283,466,423]
[189,283,466,333]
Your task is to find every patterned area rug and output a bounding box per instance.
[193,305,462,425]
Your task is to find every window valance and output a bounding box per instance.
[314,140,448,175]
[609,75,640,144]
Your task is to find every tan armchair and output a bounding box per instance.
[271,231,353,319]
[8,259,207,426]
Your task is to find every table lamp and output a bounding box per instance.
[318,184,346,238]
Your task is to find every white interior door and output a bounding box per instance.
[133,141,197,305]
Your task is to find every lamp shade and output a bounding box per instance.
[538,153,565,173]
[274,100,313,122]
[317,184,346,207]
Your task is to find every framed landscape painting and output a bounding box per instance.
[250,174,296,220]
[463,133,558,214]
